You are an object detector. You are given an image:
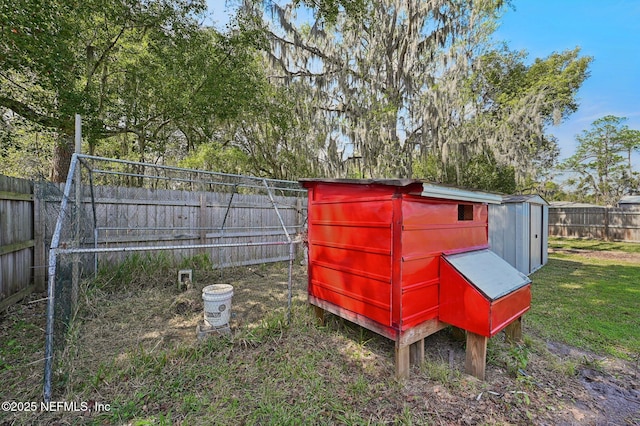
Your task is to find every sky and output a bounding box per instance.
[494,0,640,164]
[207,1,640,165]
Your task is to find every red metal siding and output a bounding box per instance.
[303,180,528,342]
[399,197,489,330]
[402,197,489,256]
[489,285,531,335]
[439,257,531,337]
[308,182,401,202]
[439,258,491,336]
[307,192,394,327]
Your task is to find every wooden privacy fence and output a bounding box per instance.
[69,184,306,267]
[549,206,640,241]
[0,174,307,309]
[0,175,46,310]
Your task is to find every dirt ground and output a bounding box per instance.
[1,260,639,425]
[423,331,640,425]
[548,247,640,263]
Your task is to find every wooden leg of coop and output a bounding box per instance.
[395,342,411,380]
[465,331,488,380]
[504,316,523,343]
[313,305,325,326]
[409,339,424,367]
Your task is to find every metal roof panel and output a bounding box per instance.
[421,183,502,204]
[501,194,548,205]
[443,249,531,301]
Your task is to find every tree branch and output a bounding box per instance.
[0,96,62,130]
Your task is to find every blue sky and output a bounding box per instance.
[207,1,640,165]
[494,0,640,163]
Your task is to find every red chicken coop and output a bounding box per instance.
[300,179,532,380]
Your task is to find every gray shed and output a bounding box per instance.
[618,195,640,209]
[489,194,549,275]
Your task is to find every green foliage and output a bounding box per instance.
[2,0,593,189]
[96,253,174,291]
[223,82,325,180]
[0,117,54,179]
[459,152,516,193]
[461,46,590,187]
[293,0,369,24]
[180,143,251,175]
[414,151,516,193]
[473,46,591,127]
[1,0,273,179]
[506,343,530,377]
[561,115,640,205]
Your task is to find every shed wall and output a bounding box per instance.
[489,201,548,275]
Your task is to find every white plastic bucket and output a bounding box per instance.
[202,284,234,327]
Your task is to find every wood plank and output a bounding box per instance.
[504,316,523,343]
[0,191,33,201]
[199,193,207,249]
[0,284,36,311]
[3,177,306,306]
[308,295,396,341]
[313,305,325,326]
[395,342,411,379]
[33,183,46,291]
[0,240,35,256]
[465,331,488,380]
[398,318,448,346]
[409,339,424,367]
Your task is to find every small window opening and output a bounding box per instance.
[458,204,473,221]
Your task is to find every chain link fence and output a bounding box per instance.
[43,154,306,402]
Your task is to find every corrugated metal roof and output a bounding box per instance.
[443,249,531,301]
[421,183,502,204]
[619,195,640,205]
[502,194,548,205]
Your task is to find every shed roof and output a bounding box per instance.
[619,195,640,205]
[501,194,548,205]
[421,183,502,204]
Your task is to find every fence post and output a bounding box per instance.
[603,207,610,241]
[33,182,46,292]
[295,197,304,258]
[199,193,207,254]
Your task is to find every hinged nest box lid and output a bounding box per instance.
[443,249,531,301]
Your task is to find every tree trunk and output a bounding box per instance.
[50,133,74,183]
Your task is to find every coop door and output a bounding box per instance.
[529,205,543,272]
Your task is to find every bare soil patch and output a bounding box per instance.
[549,247,640,263]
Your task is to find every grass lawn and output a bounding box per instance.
[529,238,640,359]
